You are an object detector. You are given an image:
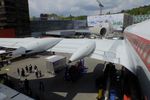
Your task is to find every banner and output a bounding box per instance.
[87,13,124,31]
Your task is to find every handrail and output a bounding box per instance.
[93,50,120,64]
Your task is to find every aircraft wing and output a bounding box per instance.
[91,39,124,63]
[0,38,36,49]
[50,39,134,73]
[91,39,134,72]
[49,39,90,53]
[50,39,125,63]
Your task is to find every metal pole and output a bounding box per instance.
[101,6,102,15]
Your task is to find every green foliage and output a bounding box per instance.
[48,13,58,17]
[37,13,87,20]
[122,5,150,15]
[60,15,87,20]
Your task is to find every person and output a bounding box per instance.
[35,70,38,78]
[39,81,44,92]
[104,63,110,78]
[69,65,78,82]
[39,70,42,77]
[95,75,104,89]
[64,66,70,81]
[0,61,4,67]
[17,68,20,76]
[96,89,103,100]
[123,94,131,100]
[81,59,84,66]
[29,64,32,73]
[21,68,25,77]
[34,65,38,72]
[7,60,11,65]
[25,65,29,73]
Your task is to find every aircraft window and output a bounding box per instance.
[133,40,136,44]
[140,45,145,54]
[137,42,143,51]
[134,40,138,47]
[143,51,148,59]
[132,39,137,47]
[143,45,150,59]
[147,54,150,64]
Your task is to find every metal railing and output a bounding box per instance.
[94,49,120,64]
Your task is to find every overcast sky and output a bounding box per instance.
[28,0,150,17]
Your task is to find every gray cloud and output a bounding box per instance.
[28,0,150,17]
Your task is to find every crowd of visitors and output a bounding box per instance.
[17,64,43,79]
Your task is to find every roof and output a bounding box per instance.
[45,29,90,36]
[45,55,65,62]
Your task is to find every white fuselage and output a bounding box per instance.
[124,20,150,99]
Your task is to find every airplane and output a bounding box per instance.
[88,20,114,38]
[0,20,150,99]
[48,19,150,99]
[0,37,62,58]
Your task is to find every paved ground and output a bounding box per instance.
[0,52,142,100]
[0,52,105,100]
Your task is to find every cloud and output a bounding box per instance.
[28,0,150,17]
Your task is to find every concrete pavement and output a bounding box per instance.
[0,52,104,100]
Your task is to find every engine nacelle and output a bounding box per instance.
[89,21,113,37]
[9,38,62,58]
[69,41,96,62]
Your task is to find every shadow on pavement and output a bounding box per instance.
[4,66,101,100]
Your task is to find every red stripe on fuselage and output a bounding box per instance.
[125,32,150,72]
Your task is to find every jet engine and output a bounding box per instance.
[89,21,113,38]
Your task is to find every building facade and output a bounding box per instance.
[30,20,87,33]
[0,0,30,37]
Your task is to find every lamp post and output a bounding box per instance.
[96,0,104,15]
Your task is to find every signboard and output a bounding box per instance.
[87,13,124,31]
